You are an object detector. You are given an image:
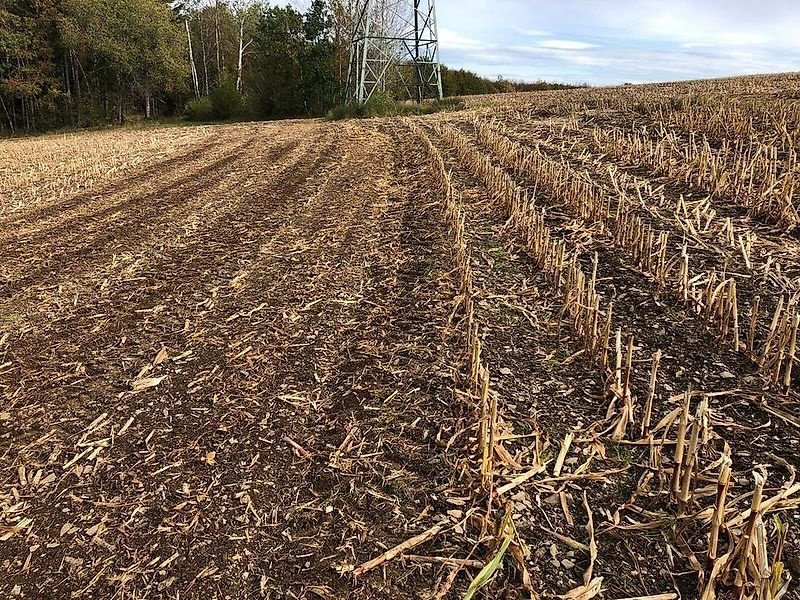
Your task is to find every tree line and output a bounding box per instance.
[0,0,580,134]
[441,67,583,96]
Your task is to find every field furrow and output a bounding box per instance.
[4,73,800,600]
[0,121,468,599]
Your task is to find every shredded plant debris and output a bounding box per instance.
[2,74,800,599]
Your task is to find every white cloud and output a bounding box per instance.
[438,28,487,52]
[631,2,797,49]
[434,0,800,85]
[680,33,768,49]
[508,45,603,65]
[516,28,550,38]
[537,40,596,50]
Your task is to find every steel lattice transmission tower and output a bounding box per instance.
[347,0,444,104]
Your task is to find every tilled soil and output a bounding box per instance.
[0,120,469,599]
[2,111,799,600]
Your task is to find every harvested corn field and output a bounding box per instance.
[2,74,800,600]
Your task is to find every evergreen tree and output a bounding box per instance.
[251,5,304,117]
[301,0,336,115]
[251,0,336,118]
[0,0,62,132]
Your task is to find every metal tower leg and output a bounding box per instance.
[347,0,444,105]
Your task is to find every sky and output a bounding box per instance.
[433,0,800,85]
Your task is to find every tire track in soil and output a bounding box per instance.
[0,134,264,298]
[0,128,237,231]
[0,122,340,597]
[0,120,463,600]
[209,121,465,598]
[106,120,461,599]
[1,121,334,438]
[0,131,309,333]
[0,134,249,249]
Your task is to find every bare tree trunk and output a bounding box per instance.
[186,19,200,98]
[236,18,244,91]
[0,95,14,133]
[144,89,151,119]
[16,58,30,130]
[63,55,71,98]
[236,18,252,92]
[21,94,28,131]
[200,17,210,95]
[215,1,222,83]
[71,53,83,123]
[63,53,72,124]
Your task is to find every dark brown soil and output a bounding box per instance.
[2,98,799,600]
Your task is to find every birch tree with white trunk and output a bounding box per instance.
[232,0,259,91]
[215,0,222,82]
[185,17,201,98]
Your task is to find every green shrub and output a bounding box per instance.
[210,78,244,120]
[184,97,214,122]
[326,104,363,121]
[363,90,396,117]
[433,96,466,111]
[184,78,248,122]
[326,94,465,121]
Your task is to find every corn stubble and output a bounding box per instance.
[387,74,798,599]
[3,73,799,600]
